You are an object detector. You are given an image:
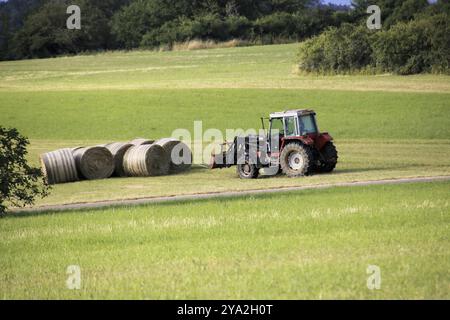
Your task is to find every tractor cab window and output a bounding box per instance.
[270,118,284,136]
[284,116,297,136]
[299,114,318,135]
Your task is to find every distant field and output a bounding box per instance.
[1,182,449,299]
[1,44,449,93]
[0,44,449,142]
[1,43,449,141]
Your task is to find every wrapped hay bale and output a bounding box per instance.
[123,144,169,177]
[72,146,114,180]
[40,148,79,185]
[154,138,192,174]
[130,138,154,146]
[104,142,133,177]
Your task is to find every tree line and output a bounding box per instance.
[0,0,448,75]
[0,0,355,60]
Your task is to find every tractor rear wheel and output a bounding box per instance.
[317,142,338,173]
[280,143,313,177]
[237,160,259,179]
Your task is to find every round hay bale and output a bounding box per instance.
[129,138,154,146]
[72,146,114,180]
[40,148,79,185]
[123,144,169,177]
[104,142,133,177]
[154,138,192,173]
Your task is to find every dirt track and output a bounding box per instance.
[10,175,450,214]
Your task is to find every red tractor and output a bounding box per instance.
[210,109,338,179]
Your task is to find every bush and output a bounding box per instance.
[142,14,255,48]
[0,127,49,216]
[111,0,152,49]
[298,23,373,74]
[141,19,185,48]
[226,16,253,39]
[297,12,449,75]
[373,14,450,75]
[255,12,297,39]
[190,13,229,41]
[141,9,337,49]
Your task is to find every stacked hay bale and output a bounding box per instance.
[40,148,80,185]
[72,146,115,180]
[39,137,192,184]
[130,138,154,146]
[123,144,169,177]
[103,142,133,177]
[154,138,192,174]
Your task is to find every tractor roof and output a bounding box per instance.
[269,109,315,119]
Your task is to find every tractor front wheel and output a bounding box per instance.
[280,143,313,177]
[237,160,259,179]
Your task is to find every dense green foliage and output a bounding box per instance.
[372,13,450,74]
[3,0,448,75]
[298,0,450,74]
[1,0,449,75]
[0,0,351,60]
[298,23,373,73]
[3,0,130,59]
[0,127,48,215]
[137,6,346,49]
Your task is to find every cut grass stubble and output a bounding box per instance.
[1,182,449,299]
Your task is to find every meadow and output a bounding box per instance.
[0,43,449,299]
[1,44,449,206]
[1,181,449,299]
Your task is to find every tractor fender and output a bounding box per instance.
[315,132,333,150]
[281,136,315,149]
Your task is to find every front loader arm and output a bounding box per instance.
[209,138,237,169]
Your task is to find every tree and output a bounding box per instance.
[111,0,193,48]
[9,0,122,59]
[0,0,44,60]
[0,127,49,216]
[351,0,430,27]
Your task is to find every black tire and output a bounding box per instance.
[237,160,259,179]
[280,143,313,177]
[316,142,338,173]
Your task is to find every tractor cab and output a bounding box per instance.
[267,110,319,152]
[268,109,318,137]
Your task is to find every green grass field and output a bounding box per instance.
[0,43,449,299]
[1,44,449,207]
[1,182,449,299]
